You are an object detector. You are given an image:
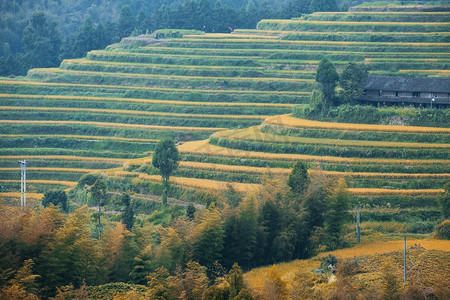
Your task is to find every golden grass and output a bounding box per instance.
[348,188,444,195]
[0,106,269,120]
[0,192,44,200]
[318,239,450,259]
[399,69,450,75]
[0,93,295,108]
[184,33,280,39]
[0,167,102,173]
[259,19,450,27]
[89,50,262,60]
[178,162,450,179]
[0,80,308,95]
[0,120,224,131]
[244,259,320,296]
[120,172,260,193]
[0,134,158,143]
[0,180,77,187]
[0,155,125,162]
[181,37,450,47]
[179,161,290,174]
[214,126,450,149]
[178,139,449,165]
[235,28,450,36]
[313,11,450,15]
[264,114,450,133]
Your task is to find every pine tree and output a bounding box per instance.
[315,57,339,109]
[325,178,351,250]
[22,11,61,69]
[288,161,309,197]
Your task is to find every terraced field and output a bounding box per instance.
[0,6,448,222]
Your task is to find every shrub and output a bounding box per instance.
[434,220,450,240]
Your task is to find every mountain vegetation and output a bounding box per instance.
[0,1,449,299]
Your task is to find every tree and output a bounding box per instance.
[339,62,369,105]
[22,11,61,69]
[310,0,339,12]
[91,179,107,237]
[341,0,350,12]
[288,161,309,197]
[152,139,180,206]
[119,5,135,38]
[325,178,351,250]
[193,207,224,270]
[315,57,339,109]
[438,182,450,219]
[42,190,68,212]
[121,194,134,231]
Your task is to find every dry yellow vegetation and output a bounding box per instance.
[0,180,77,186]
[178,139,449,165]
[348,188,444,195]
[319,239,450,258]
[0,167,101,173]
[0,155,126,162]
[264,114,450,133]
[179,161,290,174]
[214,126,450,149]
[120,173,260,193]
[0,192,44,200]
[178,162,450,179]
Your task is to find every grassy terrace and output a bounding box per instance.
[0,6,449,204]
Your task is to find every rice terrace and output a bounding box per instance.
[0,1,449,299]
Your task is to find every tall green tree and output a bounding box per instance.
[119,5,135,38]
[22,11,61,69]
[439,182,450,219]
[325,178,351,250]
[193,207,224,270]
[339,62,370,105]
[315,56,339,109]
[42,190,68,212]
[152,139,180,206]
[310,0,339,12]
[288,161,309,197]
[121,193,134,231]
[91,179,107,237]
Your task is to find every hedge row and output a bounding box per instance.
[294,105,450,128]
[209,136,450,159]
[0,111,262,129]
[0,82,308,104]
[87,51,261,67]
[303,12,450,23]
[256,20,449,33]
[0,158,122,169]
[27,69,316,92]
[0,124,213,141]
[0,136,157,154]
[1,96,291,116]
[165,40,449,53]
[260,124,450,144]
[0,170,83,182]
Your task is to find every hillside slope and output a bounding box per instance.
[0,8,448,209]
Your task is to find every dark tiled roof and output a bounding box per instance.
[363,76,450,93]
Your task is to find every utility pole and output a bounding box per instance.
[403,235,407,282]
[18,160,28,210]
[356,204,361,244]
